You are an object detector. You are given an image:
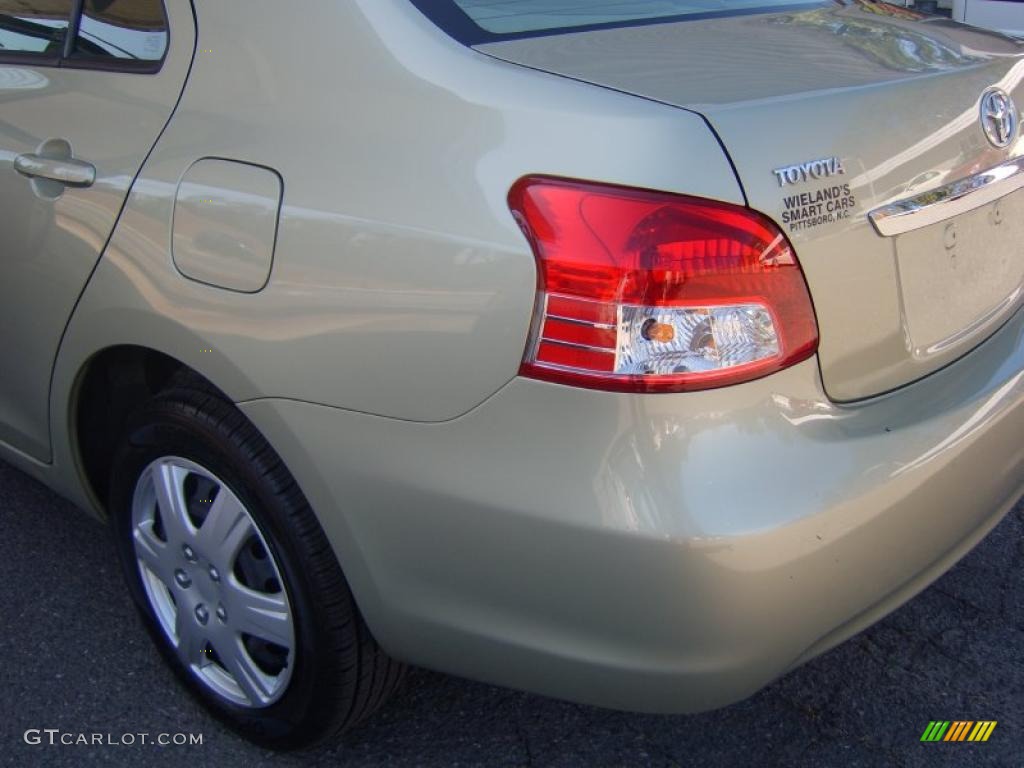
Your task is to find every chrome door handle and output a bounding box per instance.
[14,152,96,188]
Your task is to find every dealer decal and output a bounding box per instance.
[780,183,857,233]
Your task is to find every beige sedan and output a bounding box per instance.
[1,0,1022,749]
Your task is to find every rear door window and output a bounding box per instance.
[69,0,168,68]
[0,0,72,60]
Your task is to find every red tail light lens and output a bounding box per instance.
[509,176,818,392]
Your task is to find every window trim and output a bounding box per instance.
[0,49,62,66]
[406,0,830,45]
[63,0,83,57]
[0,0,170,74]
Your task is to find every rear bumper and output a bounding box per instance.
[239,307,1024,713]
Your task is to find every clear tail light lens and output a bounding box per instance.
[509,176,818,392]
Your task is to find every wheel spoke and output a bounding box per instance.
[133,520,173,587]
[153,462,195,545]
[226,581,292,649]
[174,606,205,669]
[221,638,276,706]
[196,491,254,570]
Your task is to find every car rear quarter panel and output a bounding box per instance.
[44,0,741,513]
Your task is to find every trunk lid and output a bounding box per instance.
[478,4,1024,400]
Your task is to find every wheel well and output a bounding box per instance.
[74,347,218,512]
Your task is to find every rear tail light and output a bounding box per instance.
[509,176,818,392]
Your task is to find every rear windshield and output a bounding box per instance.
[409,0,826,43]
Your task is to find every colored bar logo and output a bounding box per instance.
[920,721,997,742]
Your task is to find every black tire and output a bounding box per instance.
[108,384,404,749]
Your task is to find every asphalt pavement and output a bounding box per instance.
[1,458,1021,767]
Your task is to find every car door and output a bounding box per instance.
[0,0,194,461]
